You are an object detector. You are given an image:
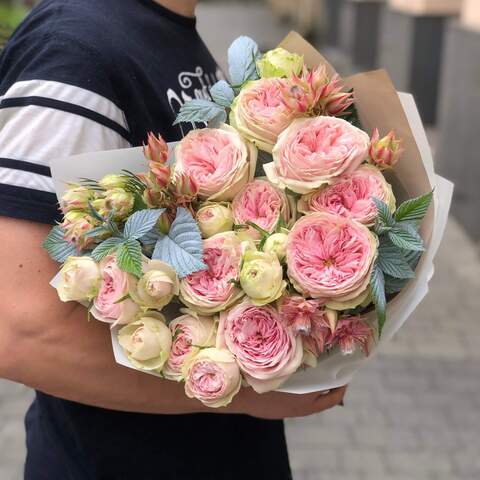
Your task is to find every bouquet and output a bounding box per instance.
[44,33,452,407]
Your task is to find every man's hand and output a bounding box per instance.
[229,386,347,419]
[0,216,346,419]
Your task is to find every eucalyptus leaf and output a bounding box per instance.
[42,226,78,263]
[123,208,165,240]
[116,239,143,277]
[173,99,226,126]
[152,207,206,278]
[210,80,235,108]
[228,36,261,86]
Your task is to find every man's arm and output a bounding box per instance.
[0,216,345,418]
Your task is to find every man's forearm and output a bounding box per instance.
[4,302,210,414]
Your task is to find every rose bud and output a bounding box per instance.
[60,184,95,213]
[368,128,404,170]
[99,174,128,190]
[183,348,242,408]
[174,124,257,201]
[143,132,169,165]
[230,78,298,153]
[218,301,303,393]
[256,47,304,79]
[118,313,172,372]
[263,232,289,261]
[197,203,234,238]
[265,116,370,194]
[105,187,134,220]
[62,211,97,249]
[130,259,179,310]
[56,256,101,302]
[329,316,373,356]
[171,171,199,205]
[90,255,140,326]
[298,164,396,226]
[163,311,216,381]
[240,250,286,306]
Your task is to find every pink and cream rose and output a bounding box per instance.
[183,348,242,408]
[264,116,370,194]
[90,255,140,325]
[286,212,377,305]
[163,312,216,381]
[174,124,257,201]
[232,179,292,239]
[229,78,299,153]
[218,301,303,393]
[298,164,395,225]
[180,232,244,314]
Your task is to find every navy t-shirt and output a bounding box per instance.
[0,1,291,478]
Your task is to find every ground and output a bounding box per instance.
[1,2,479,479]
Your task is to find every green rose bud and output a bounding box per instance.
[256,47,304,79]
[240,250,286,306]
[60,184,95,213]
[263,232,288,261]
[118,313,172,372]
[56,256,101,302]
[197,203,234,238]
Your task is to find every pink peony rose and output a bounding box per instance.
[90,255,140,326]
[297,164,395,226]
[163,312,216,381]
[179,232,244,314]
[183,348,242,408]
[218,301,303,393]
[264,116,370,194]
[174,124,257,201]
[229,78,299,153]
[286,212,377,303]
[232,179,291,239]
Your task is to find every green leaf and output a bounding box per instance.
[84,226,111,239]
[117,239,143,277]
[123,208,165,240]
[88,201,105,222]
[132,192,148,212]
[370,262,387,336]
[152,207,206,278]
[42,226,78,263]
[388,225,425,252]
[384,275,409,294]
[395,191,433,223]
[377,241,415,279]
[91,237,124,262]
[228,36,261,85]
[173,99,226,126]
[210,80,235,108]
[372,197,394,227]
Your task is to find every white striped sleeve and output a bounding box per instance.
[0,80,131,223]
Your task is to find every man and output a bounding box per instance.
[0,1,346,478]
